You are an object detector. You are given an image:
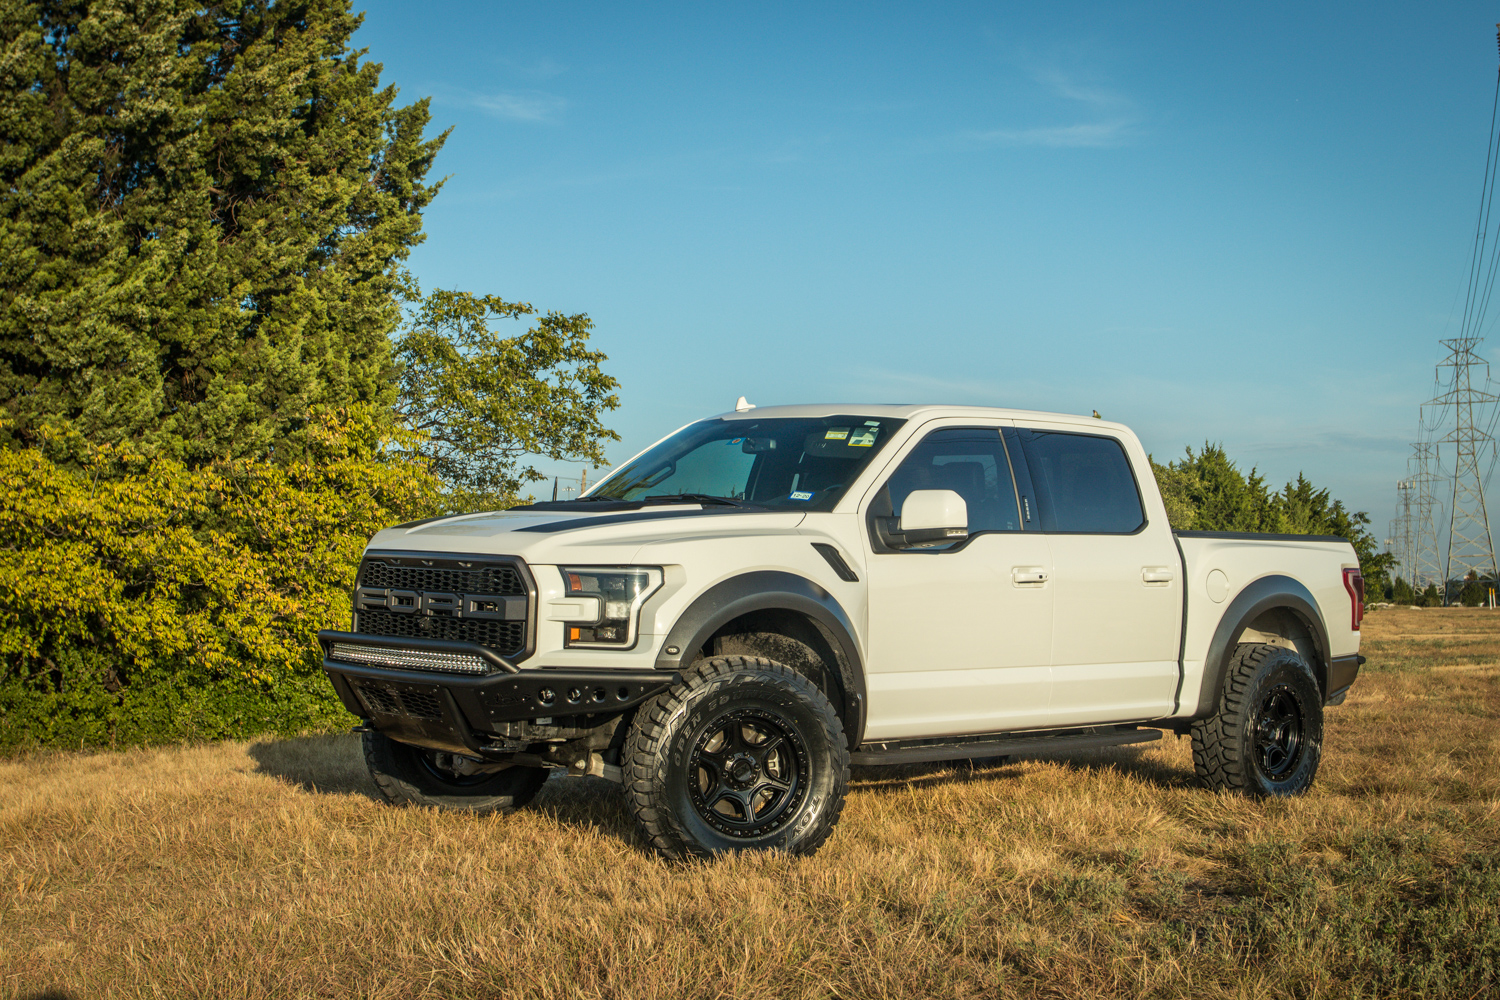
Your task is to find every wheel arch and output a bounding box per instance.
[1190,574,1331,719]
[654,571,867,747]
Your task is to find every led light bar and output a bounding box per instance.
[329,643,490,676]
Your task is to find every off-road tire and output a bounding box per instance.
[1191,642,1323,797]
[624,655,849,858]
[362,731,547,813]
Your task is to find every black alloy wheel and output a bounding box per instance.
[1190,642,1324,797]
[624,655,849,858]
[1251,683,1305,780]
[688,707,809,838]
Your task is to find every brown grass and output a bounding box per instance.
[3,607,1498,1000]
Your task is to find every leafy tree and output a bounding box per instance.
[0,0,446,463]
[0,407,441,750]
[1421,583,1443,607]
[1151,443,1394,589]
[1459,571,1487,608]
[1391,577,1416,606]
[395,289,620,512]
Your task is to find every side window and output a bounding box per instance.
[883,428,1021,533]
[1015,429,1144,533]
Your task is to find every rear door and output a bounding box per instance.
[1007,425,1181,726]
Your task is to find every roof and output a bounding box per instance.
[706,402,1130,433]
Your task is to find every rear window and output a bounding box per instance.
[1016,429,1144,534]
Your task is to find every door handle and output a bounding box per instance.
[1012,567,1049,585]
[1142,566,1176,584]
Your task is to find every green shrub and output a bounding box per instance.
[0,411,439,751]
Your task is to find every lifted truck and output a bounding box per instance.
[320,404,1365,858]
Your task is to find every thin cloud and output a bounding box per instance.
[967,66,1140,149]
[968,120,1135,148]
[1033,69,1131,110]
[470,89,567,122]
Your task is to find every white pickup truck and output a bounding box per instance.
[319,404,1365,857]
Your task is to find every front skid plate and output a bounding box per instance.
[323,655,678,757]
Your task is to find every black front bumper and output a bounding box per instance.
[318,630,678,757]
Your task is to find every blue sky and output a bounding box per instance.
[356,2,1500,533]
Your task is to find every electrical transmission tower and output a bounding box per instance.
[1389,479,1414,587]
[1430,337,1499,598]
[1407,441,1446,590]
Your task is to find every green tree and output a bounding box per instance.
[1459,571,1487,608]
[1151,443,1394,589]
[1391,577,1415,606]
[0,0,446,463]
[394,289,621,512]
[1421,583,1443,607]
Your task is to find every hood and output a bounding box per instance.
[364,504,808,565]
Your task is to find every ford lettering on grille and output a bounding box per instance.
[352,554,532,657]
[354,587,526,620]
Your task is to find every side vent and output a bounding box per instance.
[811,543,859,582]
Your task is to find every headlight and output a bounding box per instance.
[559,567,662,648]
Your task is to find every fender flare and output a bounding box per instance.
[1190,574,1330,718]
[653,571,867,747]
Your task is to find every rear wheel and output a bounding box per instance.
[1191,643,1323,797]
[624,655,849,858]
[362,731,548,813]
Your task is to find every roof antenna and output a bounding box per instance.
[735,396,755,412]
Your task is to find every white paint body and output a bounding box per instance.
[361,404,1363,742]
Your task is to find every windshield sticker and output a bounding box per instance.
[823,428,849,440]
[728,438,742,445]
[864,420,881,426]
[848,427,879,447]
[789,490,814,500]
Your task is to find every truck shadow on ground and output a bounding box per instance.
[246,733,382,800]
[529,773,642,842]
[245,735,1195,845]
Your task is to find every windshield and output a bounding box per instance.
[588,416,906,511]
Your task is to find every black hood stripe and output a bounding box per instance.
[514,507,768,533]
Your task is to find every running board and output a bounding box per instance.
[850,725,1162,766]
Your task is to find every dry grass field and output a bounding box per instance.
[2,607,1498,1000]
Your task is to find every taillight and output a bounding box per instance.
[1343,567,1364,631]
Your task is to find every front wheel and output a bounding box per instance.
[1191,643,1324,797]
[362,731,548,813]
[624,655,849,858]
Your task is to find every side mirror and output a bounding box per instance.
[898,490,968,547]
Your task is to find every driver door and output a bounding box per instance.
[861,425,1055,741]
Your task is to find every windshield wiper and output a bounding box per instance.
[643,493,751,507]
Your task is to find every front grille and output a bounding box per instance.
[360,560,525,597]
[355,681,444,721]
[354,554,531,658]
[356,609,526,655]
[330,642,490,675]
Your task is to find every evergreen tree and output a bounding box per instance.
[1152,443,1395,590]
[0,0,446,462]
[1392,577,1415,605]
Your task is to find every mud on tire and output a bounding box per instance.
[1191,642,1324,797]
[362,730,548,813]
[624,655,850,859]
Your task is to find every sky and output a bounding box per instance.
[354,1,1500,538]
